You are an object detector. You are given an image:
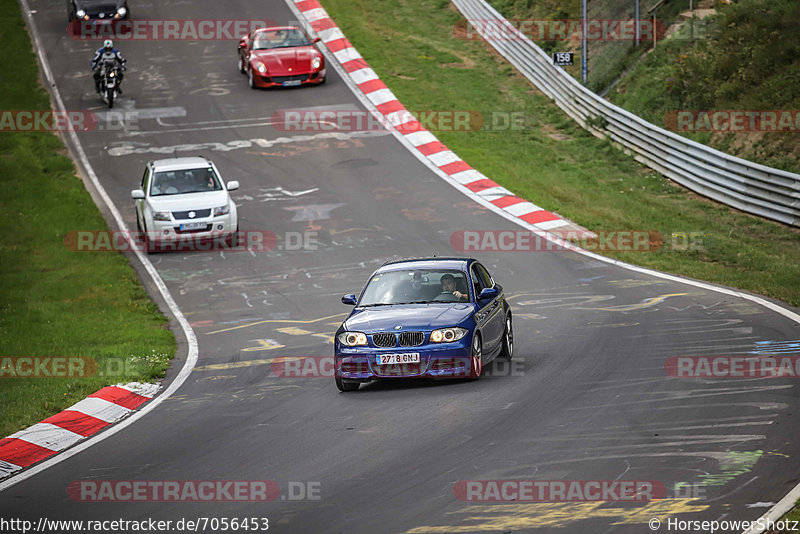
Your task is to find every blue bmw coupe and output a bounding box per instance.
[334,257,513,392]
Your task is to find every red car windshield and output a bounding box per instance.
[252,29,310,50]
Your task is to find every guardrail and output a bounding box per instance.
[452,0,800,227]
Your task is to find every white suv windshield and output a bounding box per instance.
[150,167,222,197]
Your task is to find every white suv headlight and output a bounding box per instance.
[430,327,468,343]
[153,211,170,221]
[213,205,229,217]
[337,332,368,346]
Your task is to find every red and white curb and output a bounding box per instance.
[289,4,800,534]
[0,382,158,480]
[292,0,588,234]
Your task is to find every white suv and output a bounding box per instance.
[131,157,239,253]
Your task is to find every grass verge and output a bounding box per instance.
[0,1,175,438]
[767,499,800,534]
[318,0,800,307]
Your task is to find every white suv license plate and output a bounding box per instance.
[378,353,420,365]
[180,222,206,231]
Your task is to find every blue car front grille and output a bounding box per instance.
[371,332,425,347]
[399,332,424,346]
[372,333,396,347]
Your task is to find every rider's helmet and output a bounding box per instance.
[103,39,113,51]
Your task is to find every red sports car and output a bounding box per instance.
[238,27,326,89]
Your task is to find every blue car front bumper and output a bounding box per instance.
[335,337,474,381]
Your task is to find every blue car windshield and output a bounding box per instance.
[359,269,470,306]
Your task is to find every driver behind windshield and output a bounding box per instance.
[440,274,469,302]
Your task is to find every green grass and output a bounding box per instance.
[318,0,800,307]
[0,0,175,438]
[608,0,800,173]
[767,499,800,533]
[486,0,688,93]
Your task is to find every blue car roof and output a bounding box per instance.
[377,257,474,273]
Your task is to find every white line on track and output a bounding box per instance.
[283,3,800,532]
[0,1,199,493]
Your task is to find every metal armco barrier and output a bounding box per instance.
[452,0,800,226]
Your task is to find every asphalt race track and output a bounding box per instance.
[2,0,800,532]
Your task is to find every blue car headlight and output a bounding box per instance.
[337,332,368,346]
[430,327,468,343]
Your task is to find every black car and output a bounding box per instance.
[67,0,129,22]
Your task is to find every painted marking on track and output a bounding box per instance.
[193,358,282,371]
[277,327,313,336]
[242,339,285,352]
[586,293,688,312]
[404,499,709,532]
[206,313,348,335]
[585,322,640,328]
[274,328,334,343]
[311,333,335,344]
[283,203,345,222]
[515,313,546,320]
[108,130,390,157]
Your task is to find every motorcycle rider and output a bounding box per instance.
[91,39,126,94]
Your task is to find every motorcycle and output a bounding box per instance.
[98,62,122,109]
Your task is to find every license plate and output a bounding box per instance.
[282,80,302,87]
[378,353,420,365]
[180,222,206,231]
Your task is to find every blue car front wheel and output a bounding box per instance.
[469,333,483,380]
[335,374,360,392]
[499,315,513,360]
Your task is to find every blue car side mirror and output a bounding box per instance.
[478,287,498,300]
[342,294,357,305]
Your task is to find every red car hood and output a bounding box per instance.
[250,46,319,75]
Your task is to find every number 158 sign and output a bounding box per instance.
[553,52,574,66]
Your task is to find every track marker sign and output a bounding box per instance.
[553,52,574,66]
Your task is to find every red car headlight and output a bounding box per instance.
[311,56,322,70]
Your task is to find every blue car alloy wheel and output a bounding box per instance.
[334,257,512,392]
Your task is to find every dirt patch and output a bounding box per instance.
[405,34,476,69]
[540,123,573,141]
